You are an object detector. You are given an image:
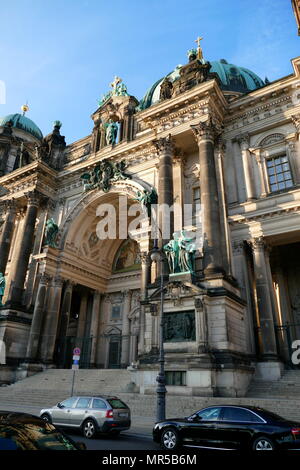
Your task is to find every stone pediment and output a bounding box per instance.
[148,280,206,302]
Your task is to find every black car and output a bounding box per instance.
[153,405,300,451]
[0,411,86,450]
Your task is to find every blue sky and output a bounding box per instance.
[0,0,298,143]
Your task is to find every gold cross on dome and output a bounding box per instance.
[195,36,203,48]
[110,76,122,91]
[195,36,204,60]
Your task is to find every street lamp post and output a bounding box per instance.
[150,241,167,422]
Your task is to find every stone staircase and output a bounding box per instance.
[246,369,300,398]
[0,368,300,422]
[0,369,134,408]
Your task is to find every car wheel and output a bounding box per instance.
[41,413,52,424]
[252,436,275,451]
[82,419,97,439]
[160,427,180,450]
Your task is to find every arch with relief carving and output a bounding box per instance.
[55,177,154,287]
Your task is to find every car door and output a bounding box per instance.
[184,407,223,448]
[216,407,262,449]
[68,397,92,428]
[51,397,78,426]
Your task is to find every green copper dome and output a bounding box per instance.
[0,113,43,140]
[139,59,266,110]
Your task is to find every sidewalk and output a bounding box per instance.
[0,402,155,436]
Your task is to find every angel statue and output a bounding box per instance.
[44,218,59,248]
[0,273,5,307]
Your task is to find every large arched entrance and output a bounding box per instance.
[46,179,151,369]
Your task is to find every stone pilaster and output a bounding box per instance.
[25,273,50,361]
[0,200,17,275]
[89,290,102,367]
[40,276,63,363]
[120,290,132,367]
[236,133,256,201]
[251,237,278,359]
[191,119,225,276]
[6,191,40,306]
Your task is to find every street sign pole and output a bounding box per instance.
[71,348,81,396]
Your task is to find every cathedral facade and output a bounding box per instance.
[0,44,300,397]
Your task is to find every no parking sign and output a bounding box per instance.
[72,347,81,369]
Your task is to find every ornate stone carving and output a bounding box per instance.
[235,132,250,150]
[153,134,174,154]
[80,159,131,193]
[232,240,245,255]
[191,117,220,143]
[292,113,300,133]
[250,236,266,251]
[159,77,173,101]
[259,133,285,147]
[26,190,40,207]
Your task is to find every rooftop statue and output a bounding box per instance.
[105,119,118,145]
[164,230,196,274]
[0,273,5,307]
[44,218,59,248]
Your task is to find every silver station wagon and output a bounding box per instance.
[40,395,131,439]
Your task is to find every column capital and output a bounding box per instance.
[52,275,64,288]
[153,134,174,154]
[3,199,17,213]
[140,252,151,265]
[232,239,245,254]
[235,132,250,150]
[122,289,132,300]
[25,190,41,208]
[250,236,266,251]
[191,117,222,143]
[39,272,52,284]
[292,113,300,133]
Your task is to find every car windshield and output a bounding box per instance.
[107,399,128,409]
[0,422,78,450]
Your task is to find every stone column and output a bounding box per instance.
[89,290,102,367]
[191,119,225,275]
[56,280,74,366]
[6,191,40,306]
[0,200,17,275]
[236,133,256,201]
[40,276,63,363]
[121,290,132,367]
[139,253,151,355]
[25,273,50,361]
[172,153,185,232]
[76,294,88,339]
[251,237,278,359]
[153,134,174,246]
[232,240,256,353]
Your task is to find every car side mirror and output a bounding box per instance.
[188,414,202,422]
[57,403,64,409]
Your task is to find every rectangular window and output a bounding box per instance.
[165,371,186,386]
[111,305,121,319]
[266,155,293,192]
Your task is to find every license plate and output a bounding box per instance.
[119,412,128,417]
